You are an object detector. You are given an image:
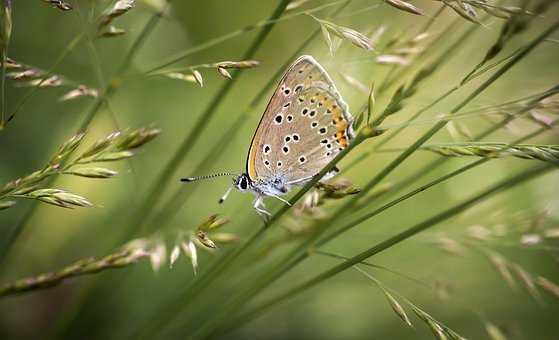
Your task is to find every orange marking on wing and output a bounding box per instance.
[331,108,349,147]
[247,144,258,179]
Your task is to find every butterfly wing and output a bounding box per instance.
[246,55,354,184]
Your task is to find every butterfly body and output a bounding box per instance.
[182,55,354,219]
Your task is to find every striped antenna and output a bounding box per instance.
[180,172,238,183]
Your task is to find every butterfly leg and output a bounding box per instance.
[270,194,291,206]
[253,196,272,221]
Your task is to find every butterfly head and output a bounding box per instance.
[233,173,252,192]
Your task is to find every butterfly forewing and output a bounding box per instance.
[247,55,353,185]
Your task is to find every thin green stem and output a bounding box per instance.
[336,18,559,216]
[363,85,559,214]
[147,129,370,340]
[0,2,171,264]
[142,0,346,74]
[135,4,354,336]
[195,20,559,337]
[230,163,554,331]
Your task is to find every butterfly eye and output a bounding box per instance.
[240,177,248,190]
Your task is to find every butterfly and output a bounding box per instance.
[182,55,354,219]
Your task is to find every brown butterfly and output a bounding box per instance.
[182,55,354,218]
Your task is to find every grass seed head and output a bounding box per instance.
[215,60,260,69]
[217,66,232,79]
[64,167,118,179]
[192,70,204,87]
[99,26,127,38]
[0,200,16,210]
[181,240,198,275]
[535,276,559,299]
[384,0,424,16]
[196,230,217,249]
[169,245,181,268]
[59,85,99,101]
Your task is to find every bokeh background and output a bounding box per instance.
[0,0,558,339]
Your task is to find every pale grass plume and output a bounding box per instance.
[357,268,467,340]
[217,66,232,80]
[421,143,559,163]
[339,72,369,95]
[98,0,136,36]
[535,276,559,299]
[286,0,312,11]
[7,59,99,102]
[311,15,374,52]
[59,85,99,102]
[0,246,150,298]
[383,0,424,16]
[511,263,541,302]
[0,127,160,211]
[181,240,198,275]
[354,266,413,327]
[159,60,260,84]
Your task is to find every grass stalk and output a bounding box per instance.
[209,118,553,337]
[228,162,555,332]
[0,1,172,264]
[144,127,372,339]
[0,248,148,298]
[332,18,559,217]
[4,33,84,125]
[186,20,559,337]
[363,84,559,213]
[143,0,346,74]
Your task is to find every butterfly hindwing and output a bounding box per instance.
[247,55,353,185]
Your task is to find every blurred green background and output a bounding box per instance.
[0,0,558,339]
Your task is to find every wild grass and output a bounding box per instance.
[1,1,558,340]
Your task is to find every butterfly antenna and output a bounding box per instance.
[180,172,237,183]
